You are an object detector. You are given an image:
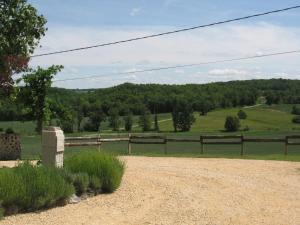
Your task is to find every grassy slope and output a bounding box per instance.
[1,104,300,161]
[159,104,300,133]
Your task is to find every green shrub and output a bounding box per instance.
[0,206,3,220]
[89,175,102,192]
[5,128,14,134]
[0,163,74,215]
[73,173,89,195]
[292,106,300,115]
[224,116,240,132]
[243,125,250,131]
[0,169,25,214]
[292,116,300,124]
[237,110,247,119]
[65,152,124,193]
[57,168,75,184]
[14,163,74,210]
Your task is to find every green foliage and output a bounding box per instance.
[89,175,102,192]
[5,128,14,134]
[154,114,159,131]
[0,163,74,215]
[124,112,133,131]
[266,93,280,105]
[49,100,75,133]
[0,205,3,220]
[0,168,25,214]
[5,79,300,130]
[65,152,124,193]
[73,173,89,196]
[84,103,106,132]
[224,116,240,132]
[108,108,121,131]
[172,99,195,132]
[291,106,300,115]
[0,0,47,94]
[237,110,247,119]
[243,125,250,131]
[139,110,152,131]
[196,99,213,116]
[20,65,63,133]
[13,163,74,211]
[292,116,300,124]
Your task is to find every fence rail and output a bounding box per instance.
[64,134,300,156]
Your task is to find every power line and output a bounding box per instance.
[32,5,300,58]
[53,49,300,83]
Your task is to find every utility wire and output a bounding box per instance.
[53,49,300,83]
[32,5,300,58]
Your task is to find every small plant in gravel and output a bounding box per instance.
[64,152,125,193]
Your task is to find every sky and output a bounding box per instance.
[26,0,300,89]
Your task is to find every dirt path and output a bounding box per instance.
[1,157,300,225]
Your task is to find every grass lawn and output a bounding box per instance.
[1,104,300,161]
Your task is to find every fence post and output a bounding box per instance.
[200,136,204,154]
[285,136,288,155]
[128,133,131,155]
[241,135,244,156]
[164,135,168,155]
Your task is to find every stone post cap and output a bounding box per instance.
[44,127,62,132]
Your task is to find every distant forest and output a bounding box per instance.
[1,79,300,131]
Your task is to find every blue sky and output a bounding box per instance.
[27,0,300,88]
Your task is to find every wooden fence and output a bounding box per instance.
[65,134,300,156]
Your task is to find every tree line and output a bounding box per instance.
[2,79,300,133]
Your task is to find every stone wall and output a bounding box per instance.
[0,134,21,160]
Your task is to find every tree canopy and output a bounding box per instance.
[0,0,47,95]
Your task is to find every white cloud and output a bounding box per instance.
[31,23,300,66]
[208,69,248,77]
[130,8,141,16]
[30,23,300,88]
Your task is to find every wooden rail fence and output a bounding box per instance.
[65,134,300,156]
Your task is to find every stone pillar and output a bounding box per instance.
[42,127,65,168]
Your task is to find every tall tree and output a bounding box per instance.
[154,113,159,132]
[0,0,47,95]
[139,109,152,132]
[172,98,195,132]
[224,116,240,132]
[20,65,63,133]
[84,103,106,132]
[108,108,121,131]
[124,112,133,132]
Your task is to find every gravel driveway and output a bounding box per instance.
[1,157,300,225]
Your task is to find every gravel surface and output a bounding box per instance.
[1,157,300,225]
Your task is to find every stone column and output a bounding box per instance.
[42,127,65,168]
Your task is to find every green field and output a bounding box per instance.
[1,104,300,161]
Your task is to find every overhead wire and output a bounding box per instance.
[53,49,300,83]
[31,5,300,58]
